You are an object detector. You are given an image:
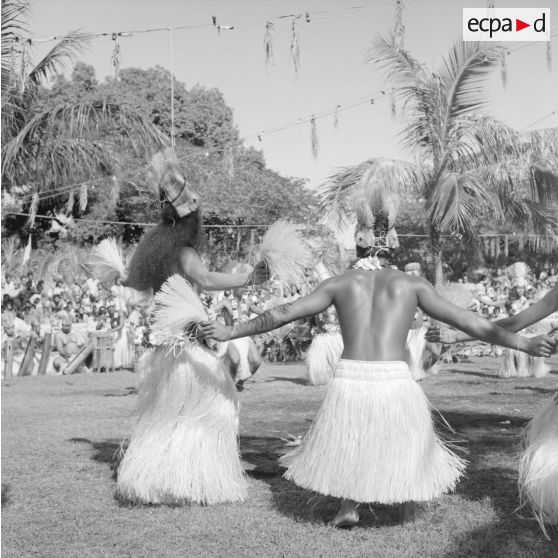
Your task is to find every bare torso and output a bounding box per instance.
[332,269,419,361]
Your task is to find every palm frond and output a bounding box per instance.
[427,172,495,235]
[1,234,21,276]
[437,41,502,124]
[368,34,440,158]
[1,100,165,189]
[446,115,522,171]
[316,158,426,231]
[28,30,90,87]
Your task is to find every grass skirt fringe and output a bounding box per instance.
[518,395,558,539]
[283,360,466,503]
[498,349,529,378]
[222,337,253,382]
[116,344,247,505]
[528,356,549,378]
[305,331,343,386]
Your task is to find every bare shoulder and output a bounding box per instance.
[179,246,200,265]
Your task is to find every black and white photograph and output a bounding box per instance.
[1,1,557,556]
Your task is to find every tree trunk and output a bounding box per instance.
[430,226,444,287]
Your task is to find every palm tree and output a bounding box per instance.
[318,34,558,285]
[1,0,164,210]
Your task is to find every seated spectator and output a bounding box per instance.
[52,315,88,374]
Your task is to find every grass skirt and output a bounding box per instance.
[222,337,254,382]
[284,360,466,503]
[518,395,558,539]
[116,344,247,505]
[498,349,529,378]
[305,331,343,386]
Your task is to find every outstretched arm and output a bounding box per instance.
[427,286,558,344]
[180,248,269,291]
[416,278,555,356]
[201,279,336,341]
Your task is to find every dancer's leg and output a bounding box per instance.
[331,499,359,528]
[399,501,416,522]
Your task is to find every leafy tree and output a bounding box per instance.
[318,35,558,285]
[98,67,238,150]
[1,0,164,205]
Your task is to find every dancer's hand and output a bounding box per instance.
[247,261,271,285]
[425,325,459,344]
[281,434,302,447]
[525,335,556,357]
[200,320,233,342]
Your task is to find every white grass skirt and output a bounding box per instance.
[498,349,529,378]
[284,360,466,503]
[116,343,247,505]
[222,337,254,382]
[518,395,558,539]
[305,331,343,386]
[528,356,549,378]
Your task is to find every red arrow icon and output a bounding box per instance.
[516,19,530,31]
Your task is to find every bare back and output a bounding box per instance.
[331,269,419,361]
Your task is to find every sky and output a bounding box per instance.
[27,0,558,188]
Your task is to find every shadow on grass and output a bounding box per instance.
[437,408,557,557]
[69,437,125,479]
[261,376,310,387]
[513,385,558,395]
[2,484,11,507]
[240,435,403,528]
[104,386,137,397]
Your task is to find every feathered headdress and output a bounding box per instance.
[147,148,199,218]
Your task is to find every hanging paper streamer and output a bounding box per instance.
[224,144,235,181]
[501,50,508,88]
[310,115,319,159]
[334,105,340,129]
[22,235,32,267]
[111,175,120,207]
[390,89,397,119]
[394,0,405,49]
[79,183,88,212]
[547,39,552,72]
[66,188,75,214]
[19,41,28,94]
[28,192,39,228]
[264,22,275,68]
[10,43,16,87]
[290,17,301,78]
[111,33,121,82]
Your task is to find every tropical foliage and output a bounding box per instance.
[317,34,558,284]
[1,0,164,217]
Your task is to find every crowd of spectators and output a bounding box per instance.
[2,262,557,374]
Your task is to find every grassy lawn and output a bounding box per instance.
[2,356,558,558]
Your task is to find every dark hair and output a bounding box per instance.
[124,207,203,293]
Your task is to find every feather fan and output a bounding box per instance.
[89,238,126,284]
[259,221,312,288]
[151,274,208,340]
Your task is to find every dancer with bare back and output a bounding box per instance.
[201,249,554,527]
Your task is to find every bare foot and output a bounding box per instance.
[400,501,416,523]
[330,500,359,529]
